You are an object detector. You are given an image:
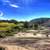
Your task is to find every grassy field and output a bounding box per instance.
[0,22,16,31]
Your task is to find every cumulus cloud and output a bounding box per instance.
[9,4,19,8]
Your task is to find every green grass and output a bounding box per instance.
[0,22,17,37]
[0,22,16,31]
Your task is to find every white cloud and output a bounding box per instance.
[0,11,4,17]
[2,0,10,3]
[2,0,19,8]
[2,0,10,5]
[4,1,10,3]
[9,4,19,8]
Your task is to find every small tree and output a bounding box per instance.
[34,23,38,30]
[24,22,29,28]
[0,32,6,38]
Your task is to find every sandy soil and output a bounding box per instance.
[0,43,36,50]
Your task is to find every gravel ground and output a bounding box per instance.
[0,36,50,50]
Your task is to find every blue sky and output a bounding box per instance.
[0,0,49,21]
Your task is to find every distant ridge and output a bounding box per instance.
[29,18,50,27]
[0,20,17,23]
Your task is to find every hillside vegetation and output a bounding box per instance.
[0,21,17,38]
[0,22,16,31]
[0,18,50,38]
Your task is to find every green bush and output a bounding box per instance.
[34,24,38,30]
[6,32,14,36]
[0,32,6,38]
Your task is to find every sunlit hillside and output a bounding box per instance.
[0,22,16,31]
